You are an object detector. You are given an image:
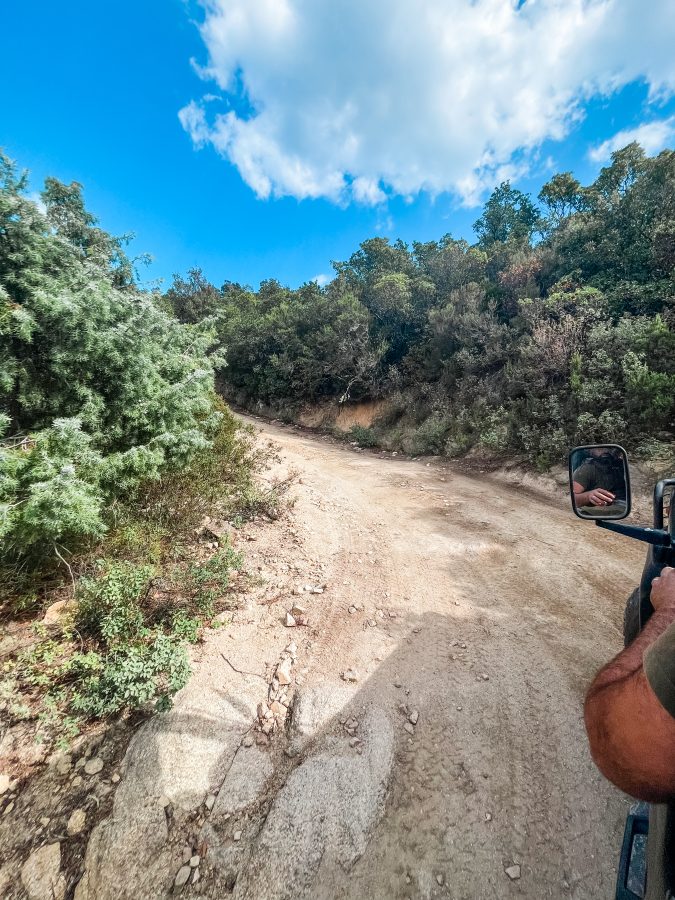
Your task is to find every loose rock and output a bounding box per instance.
[175,865,191,888]
[505,864,521,880]
[341,669,359,683]
[43,599,76,626]
[67,808,87,836]
[49,752,72,776]
[409,710,419,726]
[84,757,104,776]
[0,774,9,796]
[276,658,293,686]
[284,612,297,628]
[404,722,415,735]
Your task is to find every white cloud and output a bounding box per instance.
[181,0,675,205]
[312,273,330,286]
[588,117,675,163]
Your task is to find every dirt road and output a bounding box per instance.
[75,417,646,900]
[239,418,643,899]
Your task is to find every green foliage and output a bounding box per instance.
[349,425,379,448]
[185,142,675,469]
[0,152,223,565]
[14,546,240,726]
[473,181,541,247]
[183,545,242,616]
[69,635,190,717]
[76,561,154,645]
[407,414,452,456]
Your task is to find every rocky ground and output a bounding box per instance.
[0,416,646,899]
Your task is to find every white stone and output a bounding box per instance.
[67,809,86,836]
[276,658,293,686]
[175,865,191,887]
[505,864,521,880]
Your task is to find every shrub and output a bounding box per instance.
[0,155,223,567]
[76,561,154,645]
[407,414,451,455]
[349,425,379,447]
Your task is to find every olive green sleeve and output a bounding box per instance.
[644,623,675,720]
[573,461,594,490]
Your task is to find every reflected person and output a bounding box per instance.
[573,448,627,514]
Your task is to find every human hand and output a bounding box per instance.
[587,488,615,506]
[651,567,675,611]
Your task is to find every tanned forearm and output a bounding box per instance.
[584,603,675,801]
[587,604,675,698]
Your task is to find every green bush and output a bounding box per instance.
[407,414,451,455]
[0,154,223,565]
[349,425,379,447]
[76,561,154,645]
[69,634,189,717]
[183,545,242,617]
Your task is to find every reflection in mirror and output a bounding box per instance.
[570,445,630,519]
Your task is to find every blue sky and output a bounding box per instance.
[2,0,675,291]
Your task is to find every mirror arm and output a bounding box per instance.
[596,520,672,547]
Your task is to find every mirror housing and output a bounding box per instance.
[569,444,631,520]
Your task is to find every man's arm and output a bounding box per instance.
[573,480,616,507]
[584,567,675,802]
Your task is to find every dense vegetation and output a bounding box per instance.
[169,143,675,469]
[0,154,277,738]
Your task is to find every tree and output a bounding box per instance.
[0,154,222,560]
[538,172,584,226]
[166,267,222,324]
[473,182,540,247]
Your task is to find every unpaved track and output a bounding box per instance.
[243,418,643,899]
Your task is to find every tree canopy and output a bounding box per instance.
[166,143,674,468]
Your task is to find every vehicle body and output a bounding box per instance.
[568,445,675,900]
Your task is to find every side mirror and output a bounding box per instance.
[569,444,631,520]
